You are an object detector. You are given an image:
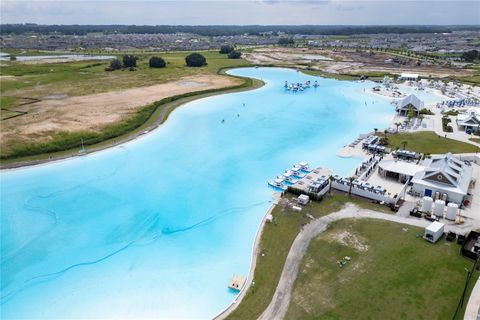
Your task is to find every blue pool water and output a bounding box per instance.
[1,68,396,319]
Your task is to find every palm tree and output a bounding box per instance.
[394,122,401,133]
[328,175,335,194]
[401,140,408,150]
[374,128,378,135]
[347,176,355,197]
[407,107,415,122]
[418,114,424,124]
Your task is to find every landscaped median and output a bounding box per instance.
[0,67,263,168]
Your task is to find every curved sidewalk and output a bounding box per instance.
[258,203,467,320]
[464,278,480,320]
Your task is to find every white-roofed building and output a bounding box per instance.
[411,153,473,205]
[396,94,424,117]
[456,108,480,133]
[378,160,426,183]
[399,73,419,81]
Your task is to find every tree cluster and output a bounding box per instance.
[278,37,295,46]
[122,54,137,68]
[105,55,138,71]
[227,50,241,59]
[106,59,122,71]
[149,56,166,68]
[462,50,479,62]
[219,45,234,54]
[185,53,207,67]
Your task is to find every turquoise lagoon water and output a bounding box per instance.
[1,68,396,319]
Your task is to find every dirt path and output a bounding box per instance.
[257,203,471,320]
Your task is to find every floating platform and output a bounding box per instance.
[228,275,246,291]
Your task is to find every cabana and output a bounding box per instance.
[456,108,480,133]
[399,73,419,81]
[396,94,424,117]
[395,149,418,160]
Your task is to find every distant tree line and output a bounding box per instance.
[2,24,479,36]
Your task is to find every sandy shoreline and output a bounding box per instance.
[214,193,281,320]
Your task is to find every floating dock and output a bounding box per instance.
[228,275,246,291]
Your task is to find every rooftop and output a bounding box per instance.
[397,94,424,110]
[411,153,473,196]
[378,159,425,177]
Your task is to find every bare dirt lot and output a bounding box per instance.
[0,74,241,153]
[244,47,475,78]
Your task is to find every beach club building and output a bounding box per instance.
[396,94,424,117]
[456,108,480,133]
[410,153,473,205]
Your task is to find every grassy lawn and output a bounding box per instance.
[226,194,392,320]
[285,219,477,320]
[0,50,251,108]
[387,131,479,154]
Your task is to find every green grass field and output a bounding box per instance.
[285,219,477,320]
[387,131,479,154]
[226,194,391,320]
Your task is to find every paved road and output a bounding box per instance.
[258,203,469,320]
[465,278,480,320]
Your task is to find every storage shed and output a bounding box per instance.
[297,194,310,205]
[424,221,445,243]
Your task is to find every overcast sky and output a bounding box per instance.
[1,0,479,25]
